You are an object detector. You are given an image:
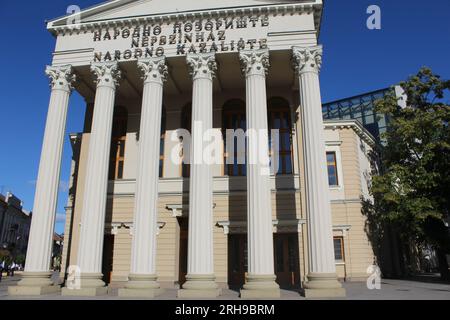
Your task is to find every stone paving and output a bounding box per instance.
[1,273,449,300]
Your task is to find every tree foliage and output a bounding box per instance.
[371,67,450,277]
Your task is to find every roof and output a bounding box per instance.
[47,0,323,35]
[53,233,64,242]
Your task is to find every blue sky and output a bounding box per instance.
[0,0,448,234]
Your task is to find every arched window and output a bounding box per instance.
[180,103,192,178]
[109,106,128,180]
[268,97,293,175]
[222,99,246,176]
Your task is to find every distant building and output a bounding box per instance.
[323,86,407,143]
[0,193,31,261]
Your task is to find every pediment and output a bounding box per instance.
[48,0,322,28]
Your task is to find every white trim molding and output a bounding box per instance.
[333,224,352,237]
[106,221,166,236]
[324,120,376,148]
[166,204,184,217]
[216,219,307,235]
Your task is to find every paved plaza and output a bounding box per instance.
[1,273,449,300]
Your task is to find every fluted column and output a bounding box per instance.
[178,52,220,298]
[292,45,345,298]
[9,65,75,296]
[119,57,167,298]
[62,61,121,297]
[239,49,280,299]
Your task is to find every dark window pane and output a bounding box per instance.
[328,174,337,186]
[281,113,289,129]
[119,141,125,157]
[160,138,164,156]
[288,236,298,272]
[273,114,281,129]
[117,161,124,179]
[159,159,163,178]
[285,156,293,174]
[328,167,337,176]
[243,238,248,273]
[327,153,335,162]
[327,152,339,186]
[276,239,284,272]
[334,238,343,261]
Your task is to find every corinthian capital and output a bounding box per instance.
[292,45,323,75]
[186,52,217,81]
[239,49,270,77]
[138,56,168,85]
[45,65,76,92]
[90,61,122,88]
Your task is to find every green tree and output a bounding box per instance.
[371,67,450,280]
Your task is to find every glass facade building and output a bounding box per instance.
[322,88,391,142]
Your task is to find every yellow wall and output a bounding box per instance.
[61,121,376,287]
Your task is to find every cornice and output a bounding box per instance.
[324,120,377,148]
[47,2,323,37]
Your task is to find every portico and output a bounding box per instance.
[9,0,355,299]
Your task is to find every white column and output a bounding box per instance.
[292,45,345,298]
[62,61,121,296]
[119,57,167,298]
[9,65,75,296]
[239,49,280,299]
[178,52,220,298]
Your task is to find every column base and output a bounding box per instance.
[303,273,346,299]
[177,274,221,298]
[61,287,108,297]
[118,274,164,298]
[8,272,61,296]
[240,274,281,299]
[61,273,108,297]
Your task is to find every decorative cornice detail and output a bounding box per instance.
[186,52,217,81]
[137,56,168,85]
[47,3,323,37]
[45,65,76,92]
[239,48,270,77]
[107,222,166,236]
[324,120,377,147]
[90,61,122,88]
[292,45,323,75]
[216,219,307,235]
[166,204,184,218]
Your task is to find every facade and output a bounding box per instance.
[0,193,31,261]
[10,0,378,298]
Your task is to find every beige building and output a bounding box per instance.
[63,119,376,286]
[10,0,378,298]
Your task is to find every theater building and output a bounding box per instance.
[10,0,378,298]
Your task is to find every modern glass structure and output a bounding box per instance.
[323,88,391,142]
